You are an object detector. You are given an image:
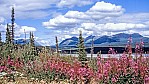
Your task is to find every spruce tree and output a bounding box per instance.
[6,24,11,44]
[11,7,15,43]
[55,36,59,57]
[29,32,36,57]
[30,32,35,47]
[0,32,2,45]
[78,31,87,62]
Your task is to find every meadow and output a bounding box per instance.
[0,40,149,84]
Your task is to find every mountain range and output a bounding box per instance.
[14,39,41,46]
[14,33,149,48]
[59,33,149,48]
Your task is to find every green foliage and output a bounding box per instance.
[20,45,34,62]
[29,32,38,57]
[55,36,59,57]
[115,71,144,84]
[30,32,35,47]
[0,43,14,59]
[11,7,15,43]
[6,24,12,44]
[0,32,2,45]
[78,31,87,62]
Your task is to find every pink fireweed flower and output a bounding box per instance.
[128,36,132,43]
[97,73,103,79]
[68,68,75,78]
[145,76,149,83]
[108,48,116,55]
[112,77,117,83]
[0,66,7,72]
[135,43,140,54]
[132,62,139,74]
[140,39,144,46]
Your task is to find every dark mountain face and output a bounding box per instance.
[59,33,149,48]
[59,37,78,46]
[131,33,143,38]
[14,39,41,46]
[113,33,143,38]
[113,33,129,38]
[14,39,29,44]
[84,35,95,42]
[94,36,117,44]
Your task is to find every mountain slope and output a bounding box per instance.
[14,39,42,46]
[59,33,149,48]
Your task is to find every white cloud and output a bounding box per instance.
[0,17,5,23]
[80,22,148,33]
[0,0,94,19]
[0,0,59,19]
[112,13,149,23]
[36,39,51,46]
[2,23,37,38]
[86,1,124,20]
[57,0,93,8]
[19,26,36,34]
[123,30,149,37]
[43,15,78,29]
[42,1,149,43]
[81,23,96,30]
[64,1,125,21]
[65,11,90,20]
[43,1,125,30]
[0,24,5,32]
[51,11,63,18]
[89,1,123,12]
[14,25,36,38]
[0,21,37,40]
[101,23,147,32]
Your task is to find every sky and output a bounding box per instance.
[0,0,149,46]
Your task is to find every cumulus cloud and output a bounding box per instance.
[65,11,90,20]
[57,0,93,8]
[89,1,123,12]
[0,17,6,32]
[43,15,78,29]
[19,26,36,34]
[0,0,58,18]
[0,24,5,32]
[123,30,149,37]
[113,13,149,23]
[14,25,36,38]
[0,20,37,40]
[0,0,94,19]
[36,39,51,46]
[1,23,37,38]
[0,17,5,23]
[81,23,148,32]
[43,1,125,29]
[86,1,124,20]
[42,1,149,42]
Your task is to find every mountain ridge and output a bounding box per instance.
[59,33,149,48]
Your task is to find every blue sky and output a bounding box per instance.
[0,0,149,46]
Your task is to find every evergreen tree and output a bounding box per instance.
[30,32,35,47]
[0,32,2,44]
[29,32,36,56]
[55,36,59,57]
[6,24,11,44]
[11,7,15,43]
[78,30,87,62]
